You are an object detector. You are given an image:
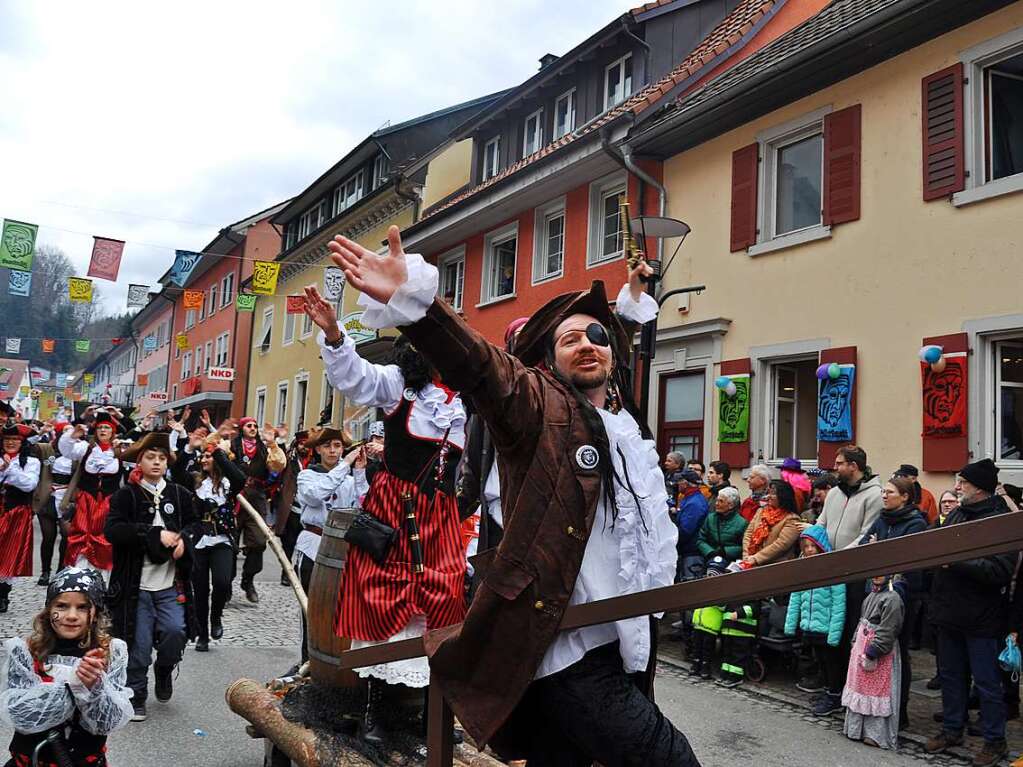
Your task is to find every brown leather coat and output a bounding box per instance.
[404,299,612,753]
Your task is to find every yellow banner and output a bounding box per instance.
[176,332,190,350]
[251,260,281,296]
[68,277,93,303]
[83,373,94,384]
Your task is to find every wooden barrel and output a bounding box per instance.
[307,508,360,687]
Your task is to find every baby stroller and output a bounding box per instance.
[747,595,801,683]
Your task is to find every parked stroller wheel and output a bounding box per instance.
[747,656,767,683]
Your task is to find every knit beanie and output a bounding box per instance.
[958,458,999,493]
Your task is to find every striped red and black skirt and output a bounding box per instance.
[0,502,33,577]
[64,491,113,572]
[335,470,467,642]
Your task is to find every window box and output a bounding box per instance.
[481,223,518,304]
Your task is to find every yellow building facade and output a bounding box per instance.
[647,2,1023,489]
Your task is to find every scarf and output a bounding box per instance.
[242,438,258,460]
[748,505,790,555]
[839,472,874,498]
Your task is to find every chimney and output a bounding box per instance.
[538,53,558,70]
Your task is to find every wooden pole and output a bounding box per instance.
[236,493,308,616]
[427,681,454,767]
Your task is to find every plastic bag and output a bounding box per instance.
[998,634,1021,680]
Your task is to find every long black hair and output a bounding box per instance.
[391,336,432,394]
[770,479,799,515]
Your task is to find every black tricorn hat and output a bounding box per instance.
[512,281,631,368]
[305,425,352,451]
[120,431,175,465]
[89,411,123,435]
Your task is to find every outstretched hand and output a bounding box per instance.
[327,225,408,306]
[302,286,340,343]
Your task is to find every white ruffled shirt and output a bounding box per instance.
[0,454,40,495]
[294,461,368,562]
[346,253,675,679]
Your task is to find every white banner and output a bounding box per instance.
[5,338,20,354]
[207,366,235,382]
[323,266,345,302]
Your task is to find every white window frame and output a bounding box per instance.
[194,345,204,376]
[221,272,234,308]
[181,351,192,381]
[283,309,297,346]
[208,283,218,317]
[965,316,1023,480]
[604,53,633,110]
[482,136,500,180]
[956,27,1023,207]
[480,222,518,306]
[554,88,577,139]
[332,171,365,215]
[215,332,230,367]
[257,306,273,354]
[184,309,196,330]
[292,373,310,433]
[298,203,321,239]
[522,107,544,157]
[320,371,333,417]
[300,311,314,339]
[437,245,466,312]
[532,197,566,284]
[254,385,267,426]
[198,291,206,322]
[172,383,178,401]
[748,106,833,257]
[372,153,389,189]
[586,171,627,267]
[204,341,213,373]
[995,338,1023,465]
[275,381,289,427]
[767,359,819,464]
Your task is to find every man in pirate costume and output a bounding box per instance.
[306,296,468,745]
[104,432,198,723]
[307,226,696,765]
[32,421,64,587]
[273,429,311,586]
[0,424,41,613]
[293,426,368,665]
[58,412,124,579]
[230,418,285,604]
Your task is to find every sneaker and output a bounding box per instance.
[36,571,51,587]
[924,731,964,754]
[796,675,826,693]
[811,693,844,717]
[154,665,174,702]
[131,703,147,722]
[972,739,1008,767]
[926,675,942,690]
[717,677,743,688]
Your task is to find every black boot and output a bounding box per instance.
[36,571,50,587]
[210,612,224,640]
[241,578,259,604]
[0,583,10,613]
[362,680,387,745]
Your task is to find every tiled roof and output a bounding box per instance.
[418,0,776,222]
[671,0,902,115]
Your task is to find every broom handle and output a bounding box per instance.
[237,493,308,616]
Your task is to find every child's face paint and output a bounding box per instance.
[49,592,92,641]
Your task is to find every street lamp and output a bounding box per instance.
[627,215,703,423]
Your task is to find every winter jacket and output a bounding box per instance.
[742,508,802,566]
[676,488,709,556]
[739,493,764,523]
[860,580,906,659]
[859,504,928,597]
[817,473,883,550]
[784,526,847,646]
[930,494,1016,638]
[697,509,747,562]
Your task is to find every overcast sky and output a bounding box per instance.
[0,1,629,314]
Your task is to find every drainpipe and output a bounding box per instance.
[393,175,421,223]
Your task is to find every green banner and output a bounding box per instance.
[75,339,90,353]
[0,219,39,271]
[718,373,750,443]
[236,293,257,312]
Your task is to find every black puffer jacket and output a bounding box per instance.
[860,504,928,597]
[930,494,1015,637]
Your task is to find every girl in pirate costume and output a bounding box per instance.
[316,327,466,743]
[0,425,41,613]
[294,426,368,665]
[172,435,247,652]
[0,566,133,767]
[36,422,71,587]
[58,413,123,579]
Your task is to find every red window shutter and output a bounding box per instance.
[921,332,969,472]
[921,63,965,201]
[817,346,857,470]
[729,144,759,252]
[823,104,861,226]
[719,357,752,469]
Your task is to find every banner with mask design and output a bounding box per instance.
[718,373,750,442]
[921,353,967,438]
[817,364,855,442]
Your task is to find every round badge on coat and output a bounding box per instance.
[163,503,175,515]
[575,445,599,470]
[403,387,417,401]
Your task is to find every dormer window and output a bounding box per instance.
[605,53,633,110]
[483,136,501,180]
[523,108,543,157]
[372,153,389,189]
[554,88,576,139]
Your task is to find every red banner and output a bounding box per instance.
[137,373,149,387]
[921,354,967,438]
[87,237,125,281]
[41,339,54,353]
[286,295,305,314]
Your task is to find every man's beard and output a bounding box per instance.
[570,368,609,391]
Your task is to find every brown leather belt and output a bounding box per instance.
[303,524,323,536]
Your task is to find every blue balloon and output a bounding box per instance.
[920,345,943,364]
[715,376,731,390]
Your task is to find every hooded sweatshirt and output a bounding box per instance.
[817,473,883,550]
[784,525,847,646]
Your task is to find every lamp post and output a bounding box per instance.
[627,215,703,424]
